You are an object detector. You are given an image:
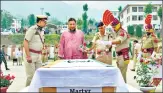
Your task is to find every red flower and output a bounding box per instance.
[11,75,15,79]
[83,42,87,46]
[140,59,144,63]
[6,74,13,80]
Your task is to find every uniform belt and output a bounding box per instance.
[142,48,154,53]
[29,49,41,54]
[116,48,129,56]
[42,53,46,55]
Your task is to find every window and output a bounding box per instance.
[153,24,156,28]
[127,8,130,14]
[153,15,158,20]
[127,16,130,23]
[138,15,143,21]
[132,7,137,12]
[138,7,144,12]
[153,7,157,12]
[132,15,137,21]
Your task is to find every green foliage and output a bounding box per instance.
[28,14,35,27]
[157,7,162,20]
[7,34,94,46]
[45,12,51,16]
[77,18,83,29]
[136,25,143,38]
[44,34,60,45]
[1,10,14,29]
[144,3,153,16]
[9,34,25,44]
[157,32,160,39]
[82,12,88,34]
[157,7,162,27]
[0,72,15,87]
[127,25,135,36]
[88,19,94,25]
[129,41,132,56]
[85,35,94,41]
[83,4,88,11]
[82,4,89,34]
[118,6,122,21]
[135,58,159,87]
[49,18,63,25]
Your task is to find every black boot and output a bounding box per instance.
[6,68,10,70]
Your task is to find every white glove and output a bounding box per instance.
[151,51,156,58]
[102,41,112,45]
[96,40,102,44]
[137,51,142,61]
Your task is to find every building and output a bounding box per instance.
[119,4,162,31]
[11,19,21,33]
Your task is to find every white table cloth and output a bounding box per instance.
[28,59,129,92]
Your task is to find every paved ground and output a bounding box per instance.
[1,59,162,92]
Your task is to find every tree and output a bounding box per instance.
[88,19,94,33]
[1,17,7,29]
[82,12,88,34]
[118,6,122,21]
[127,25,135,36]
[20,18,25,33]
[45,12,51,16]
[144,3,153,16]
[28,14,35,27]
[77,18,83,29]
[50,18,63,25]
[1,10,14,29]
[129,41,132,57]
[83,4,88,11]
[157,7,162,30]
[82,4,89,34]
[135,25,143,38]
[157,32,160,39]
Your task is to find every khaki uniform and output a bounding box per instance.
[141,34,158,58]
[113,29,130,83]
[23,25,44,86]
[41,48,47,63]
[92,32,113,65]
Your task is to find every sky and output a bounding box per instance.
[1,1,162,22]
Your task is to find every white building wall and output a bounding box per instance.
[120,4,162,31]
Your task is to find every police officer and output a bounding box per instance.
[141,14,158,59]
[87,22,113,65]
[23,15,47,86]
[99,18,130,83]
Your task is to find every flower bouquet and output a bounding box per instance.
[0,72,15,93]
[134,56,161,92]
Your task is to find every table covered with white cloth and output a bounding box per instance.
[28,59,129,92]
